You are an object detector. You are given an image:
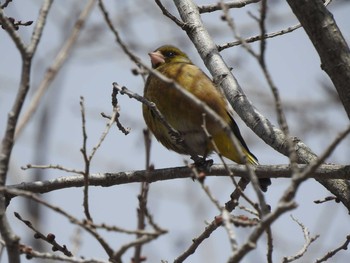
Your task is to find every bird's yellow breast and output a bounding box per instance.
[143,62,231,155]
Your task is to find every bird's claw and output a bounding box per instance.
[191,157,213,171]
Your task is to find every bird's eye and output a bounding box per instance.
[165,51,175,58]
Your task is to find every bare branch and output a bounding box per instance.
[294,125,350,188]
[222,209,239,252]
[110,87,131,135]
[20,248,107,263]
[228,201,297,262]
[173,217,220,263]
[1,0,13,9]
[220,0,298,173]
[313,196,338,204]
[15,0,96,138]
[79,97,93,222]
[94,222,165,236]
[154,0,185,28]
[14,212,73,257]
[0,2,54,261]
[0,7,26,55]
[282,215,319,262]
[1,187,115,258]
[266,226,273,263]
[173,0,350,212]
[218,23,301,51]
[227,125,349,261]
[315,235,350,263]
[21,164,84,175]
[188,162,222,211]
[198,0,260,13]
[7,163,350,198]
[287,0,350,118]
[133,130,152,262]
[27,0,54,55]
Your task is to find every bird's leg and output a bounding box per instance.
[191,155,213,171]
[189,156,213,182]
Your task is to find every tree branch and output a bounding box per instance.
[6,164,350,197]
[15,0,96,138]
[0,1,53,262]
[172,0,350,212]
[286,0,350,118]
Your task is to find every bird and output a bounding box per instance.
[142,45,271,192]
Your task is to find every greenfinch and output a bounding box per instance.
[143,45,271,192]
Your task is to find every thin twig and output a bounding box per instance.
[228,200,297,263]
[19,247,107,263]
[218,0,332,51]
[315,235,350,263]
[89,106,119,161]
[133,130,152,262]
[238,205,259,217]
[282,215,319,262]
[0,2,54,262]
[174,175,253,263]
[218,23,301,51]
[200,113,262,214]
[27,0,54,55]
[80,97,93,222]
[222,209,238,252]
[289,125,350,197]
[266,226,273,263]
[94,222,164,236]
[199,0,260,13]
[313,196,337,204]
[1,0,13,9]
[0,7,27,54]
[21,164,84,175]
[110,87,131,135]
[0,16,33,30]
[227,125,350,262]
[173,218,220,263]
[0,187,115,258]
[113,235,154,262]
[188,162,222,211]
[219,2,270,215]
[14,212,73,257]
[112,83,201,163]
[154,0,185,28]
[15,0,96,139]
[70,227,82,256]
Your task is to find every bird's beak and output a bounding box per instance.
[148,51,165,68]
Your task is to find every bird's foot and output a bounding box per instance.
[191,157,213,171]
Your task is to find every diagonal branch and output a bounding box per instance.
[15,0,96,139]
[172,0,350,212]
[0,8,26,55]
[286,0,350,119]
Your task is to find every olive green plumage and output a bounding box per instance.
[143,45,271,191]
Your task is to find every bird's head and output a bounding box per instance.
[148,45,192,69]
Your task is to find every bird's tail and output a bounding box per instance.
[212,128,271,192]
[244,149,271,192]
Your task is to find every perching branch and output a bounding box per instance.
[6,163,350,197]
[172,0,350,212]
